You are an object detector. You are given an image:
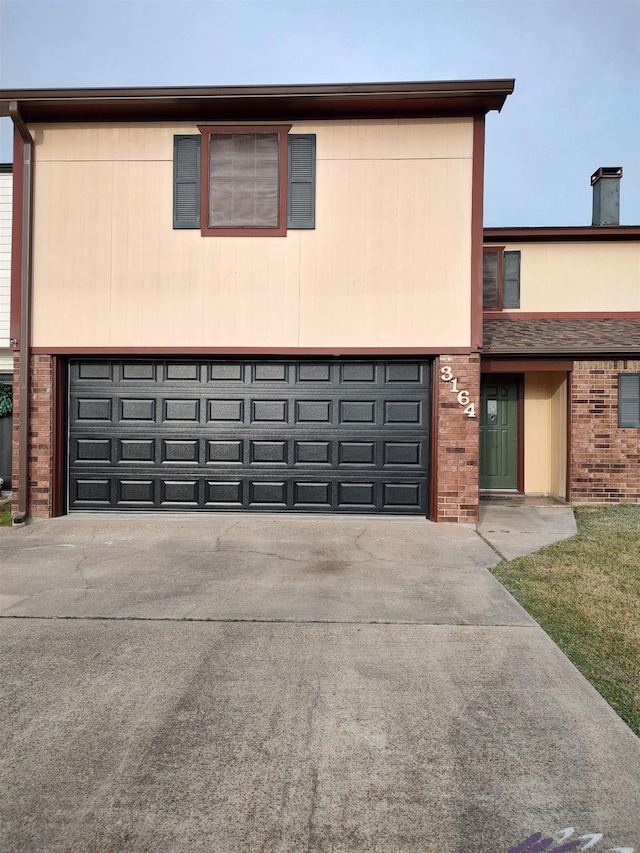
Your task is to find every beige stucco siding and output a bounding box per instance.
[31,118,474,349]
[524,372,567,498]
[503,242,640,313]
[0,171,12,363]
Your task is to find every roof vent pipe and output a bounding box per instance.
[591,166,622,226]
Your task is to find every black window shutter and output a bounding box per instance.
[288,134,316,229]
[173,135,200,229]
[482,250,499,309]
[618,373,640,428]
[502,251,521,309]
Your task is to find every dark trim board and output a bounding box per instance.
[484,226,640,242]
[470,116,485,351]
[517,378,524,494]
[482,358,573,373]
[483,312,640,321]
[52,357,66,518]
[10,129,23,348]
[428,358,440,521]
[34,347,473,356]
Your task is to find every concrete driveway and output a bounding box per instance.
[1,510,639,852]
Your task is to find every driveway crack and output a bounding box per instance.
[73,548,92,600]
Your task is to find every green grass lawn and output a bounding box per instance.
[492,504,640,736]
[0,503,11,527]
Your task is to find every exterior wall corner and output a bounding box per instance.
[12,353,56,519]
[433,354,480,523]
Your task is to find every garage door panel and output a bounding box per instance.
[122,362,157,381]
[72,438,112,464]
[119,439,155,464]
[120,398,156,422]
[117,479,155,505]
[297,363,331,383]
[76,398,112,422]
[205,480,243,507]
[73,478,111,505]
[162,439,199,464]
[207,440,243,464]
[250,440,288,465]
[68,359,430,514]
[76,362,113,381]
[160,480,199,506]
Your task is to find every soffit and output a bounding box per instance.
[0,80,514,122]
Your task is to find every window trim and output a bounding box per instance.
[197,124,291,237]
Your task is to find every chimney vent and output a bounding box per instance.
[591,166,622,226]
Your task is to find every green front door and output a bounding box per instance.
[480,378,519,490]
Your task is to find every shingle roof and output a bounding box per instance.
[483,318,640,355]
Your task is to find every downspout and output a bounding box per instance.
[8,102,34,524]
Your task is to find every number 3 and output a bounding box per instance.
[440,366,453,382]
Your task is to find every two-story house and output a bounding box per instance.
[0,80,514,523]
[1,81,638,524]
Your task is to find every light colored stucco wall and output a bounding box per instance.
[524,371,567,498]
[501,241,640,313]
[0,170,13,372]
[30,118,474,349]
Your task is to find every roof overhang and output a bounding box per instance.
[0,79,514,123]
[483,317,640,356]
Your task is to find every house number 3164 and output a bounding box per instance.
[440,366,477,418]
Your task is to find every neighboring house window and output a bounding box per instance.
[173,129,316,235]
[619,373,640,428]
[483,248,521,310]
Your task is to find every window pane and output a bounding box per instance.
[209,133,279,227]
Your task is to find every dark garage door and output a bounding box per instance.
[68,359,430,514]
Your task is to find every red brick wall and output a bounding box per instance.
[571,359,640,504]
[433,354,480,523]
[12,353,56,518]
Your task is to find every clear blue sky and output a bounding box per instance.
[0,0,638,225]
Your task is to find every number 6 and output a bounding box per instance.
[457,389,469,405]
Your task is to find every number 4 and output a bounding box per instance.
[463,402,476,418]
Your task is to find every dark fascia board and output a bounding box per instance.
[484,226,640,242]
[484,347,640,356]
[0,79,514,122]
[0,163,12,173]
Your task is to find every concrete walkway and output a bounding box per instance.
[1,507,638,853]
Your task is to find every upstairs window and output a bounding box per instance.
[619,373,640,428]
[202,126,288,235]
[173,128,315,235]
[483,248,521,310]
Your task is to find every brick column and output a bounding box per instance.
[571,359,640,503]
[12,353,56,518]
[433,354,480,523]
